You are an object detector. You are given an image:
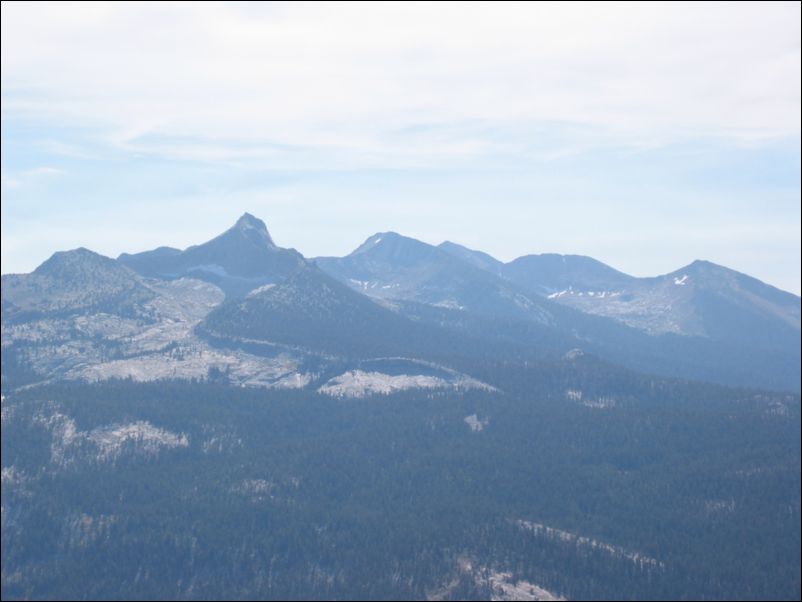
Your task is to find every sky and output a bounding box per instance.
[2,1,800,294]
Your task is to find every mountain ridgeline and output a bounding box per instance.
[315,230,800,391]
[2,213,799,393]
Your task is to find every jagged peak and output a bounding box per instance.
[230,212,275,246]
[235,212,264,228]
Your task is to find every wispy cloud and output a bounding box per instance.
[2,2,799,166]
[1,165,65,189]
[21,166,65,177]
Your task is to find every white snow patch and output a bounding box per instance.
[548,288,571,299]
[548,289,621,300]
[348,278,371,290]
[674,274,688,286]
[188,263,229,277]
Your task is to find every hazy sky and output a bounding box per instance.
[2,1,800,293]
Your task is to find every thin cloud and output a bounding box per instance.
[1,2,799,166]
[21,166,65,177]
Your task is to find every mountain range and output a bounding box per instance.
[2,213,799,394]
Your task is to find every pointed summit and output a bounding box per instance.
[315,232,557,324]
[231,212,275,247]
[118,212,304,296]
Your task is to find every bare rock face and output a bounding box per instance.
[2,248,156,321]
[118,213,306,297]
[501,254,800,345]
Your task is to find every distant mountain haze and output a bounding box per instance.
[437,243,801,347]
[2,213,799,392]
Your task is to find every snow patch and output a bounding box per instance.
[548,289,570,299]
[548,288,621,300]
[188,263,229,277]
[348,278,372,290]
